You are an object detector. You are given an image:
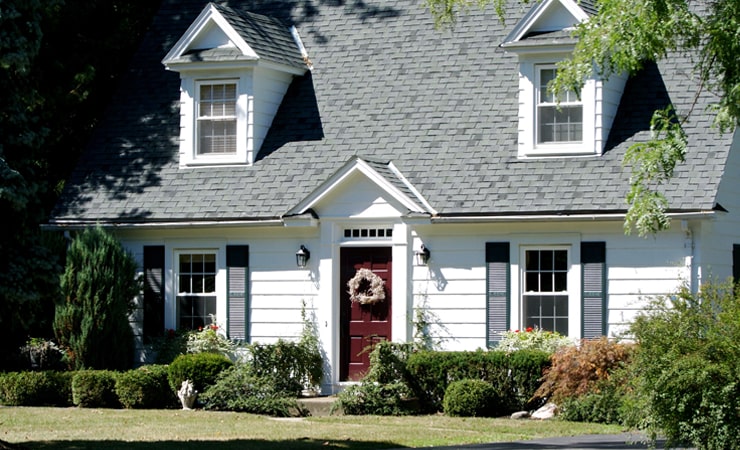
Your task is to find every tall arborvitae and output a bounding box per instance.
[54,226,139,370]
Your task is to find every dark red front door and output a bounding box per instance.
[340,247,392,381]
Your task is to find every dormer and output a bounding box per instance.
[162,3,310,167]
[501,0,626,158]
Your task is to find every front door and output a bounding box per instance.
[340,247,392,381]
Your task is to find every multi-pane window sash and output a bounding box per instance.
[523,249,569,334]
[537,68,582,143]
[197,83,237,155]
[177,252,217,330]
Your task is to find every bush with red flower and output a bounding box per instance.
[496,326,572,353]
[186,315,236,358]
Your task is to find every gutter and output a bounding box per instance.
[430,210,718,224]
[43,218,284,231]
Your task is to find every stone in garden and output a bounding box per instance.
[531,402,558,420]
[510,411,530,419]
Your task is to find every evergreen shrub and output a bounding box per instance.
[406,349,550,413]
[201,364,306,417]
[72,370,119,408]
[115,365,176,409]
[443,379,502,417]
[53,226,139,370]
[0,371,72,406]
[167,352,232,393]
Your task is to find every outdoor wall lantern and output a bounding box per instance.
[415,245,431,266]
[296,245,311,268]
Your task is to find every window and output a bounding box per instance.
[177,252,217,330]
[537,67,582,144]
[522,248,569,334]
[197,82,237,155]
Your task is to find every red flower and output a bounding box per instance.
[514,329,520,333]
[526,327,533,332]
[210,324,218,331]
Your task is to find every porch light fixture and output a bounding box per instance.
[296,245,311,268]
[415,245,431,266]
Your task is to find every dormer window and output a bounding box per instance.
[198,81,238,156]
[161,3,310,168]
[537,66,582,144]
[500,0,627,159]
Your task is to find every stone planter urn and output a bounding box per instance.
[177,380,198,410]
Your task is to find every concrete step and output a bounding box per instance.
[298,395,340,417]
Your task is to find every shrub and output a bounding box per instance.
[53,226,138,370]
[167,352,232,393]
[333,382,416,416]
[331,343,418,416]
[443,379,502,417]
[72,370,119,408]
[115,365,176,409]
[186,320,236,358]
[0,371,72,406]
[534,337,634,404]
[149,329,187,364]
[558,367,633,425]
[629,280,740,449]
[246,339,321,396]
[200,364,307,417]
[19,338,65,370]
[406,349,550,413]
[496,327,572,354]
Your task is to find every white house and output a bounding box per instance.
[49,0,740,393]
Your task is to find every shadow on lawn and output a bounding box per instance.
[18,439,405,450]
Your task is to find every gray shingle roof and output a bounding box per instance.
[49,0,732,225]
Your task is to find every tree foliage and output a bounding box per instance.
[426,0,736,237]
[53,227,139,370]
[0,0,158,368]
[629,280,740,449]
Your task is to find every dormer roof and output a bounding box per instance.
[162,2,308,74]
[501,0,592,50]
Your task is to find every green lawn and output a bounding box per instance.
[1,407,624,449]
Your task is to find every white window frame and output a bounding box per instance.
[177,73,252,167]
[196,81,238,156]
[521,246,570,335]
[535,65,583,146]
[175,249,219,330]
[515,58,598,158]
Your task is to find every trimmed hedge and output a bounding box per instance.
[116,365,176,409]
[167,353,233,393]
[0,371,73,406]
[443,379,502,417]
[72,370,119,408]
[406,349,550,414]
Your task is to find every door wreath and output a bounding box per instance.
[347,268,386,305]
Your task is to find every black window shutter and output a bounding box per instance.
[143,246,165,342]
[581,242,606,338]
[733,244,740,285]
[486,242,510,347]
[226,245,249,341]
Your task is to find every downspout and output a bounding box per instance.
[681,220,698,294]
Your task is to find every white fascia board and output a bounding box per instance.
[387,162,437,215]
[503,0,588,45]
[286,158,426,216]
[162,4,258,66]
